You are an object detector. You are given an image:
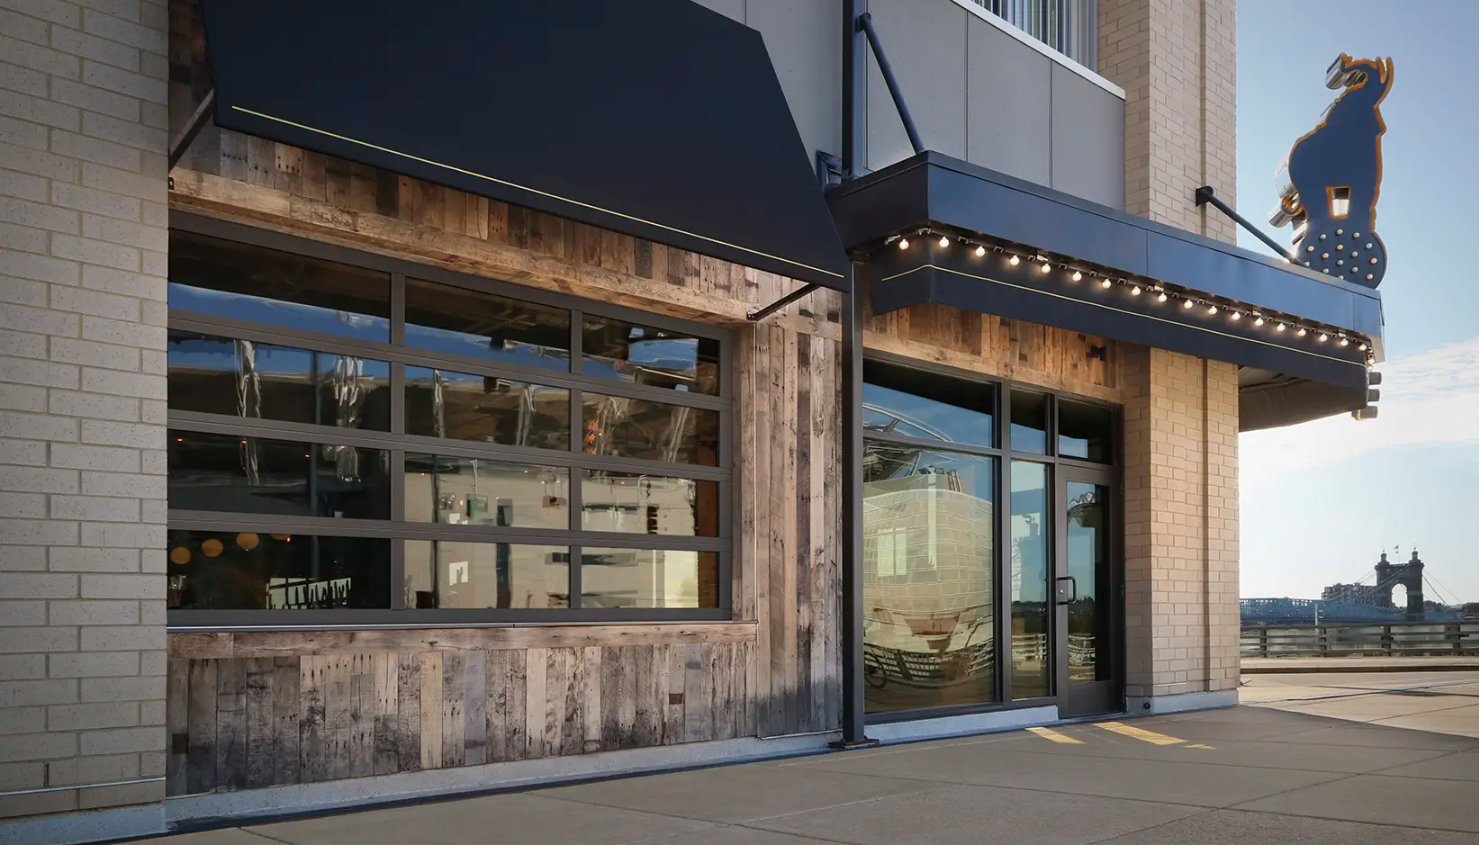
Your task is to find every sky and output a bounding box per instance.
[1237,1,1479,602]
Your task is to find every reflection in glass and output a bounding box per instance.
[581,393,718,466]
[167,430,389,519]
[582,316,719,395]
[168,231,390,341]
[404,541,568,609]
[580,549,718,609]
[1059,401,1113,463]
[167,331,391,430]
[576,473,715,538]
[1067,482,1112,683]
[404,454,568,530]
[166,531,390,609]
[863,360,994,449]
[1011,461,1051,699]
[581,472,718,537]
[404,279,570,371]
[405,366,569,451]
[861,444,995,712]
[1009,390,1048,454]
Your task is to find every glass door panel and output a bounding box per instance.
[1056,469,1121,717]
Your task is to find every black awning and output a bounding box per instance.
[829,152,1385,429]
[198,0,849,291]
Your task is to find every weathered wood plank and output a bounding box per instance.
[395,653,421,773]
[463,650,487,766]
[541,648,564,759]
[273,657,301,785]
[300,656,328,782]
[166,658,189,796]
[795,334,814,735]
[559,648,583,757]
[664,643,686,745]
[504,649,527,761]
[184,659,216,795]
[372,653,398,776]
[581,646,602,754]
[244,658,275,789]
[631,646,657,748]
[214,659,247,791]
[176,622,759,658]
[441,651,465,769]
[525,647,547,759]
[419,652,443,770]
[349,655,375,779]
[325,656,352,781]
[618,646,638,750]
[600,646,621,751]
[484,649,508,763]
[684,643,707,743]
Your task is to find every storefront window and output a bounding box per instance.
[862,363,998,713]
[166,227,730,623]
[862,358,1119,716]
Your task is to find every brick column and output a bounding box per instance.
[1098,0,1242,712]
[0,0,168,835]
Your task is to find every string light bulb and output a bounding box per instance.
[1230,311,1241,321]
[898,238,909,250]
[1130,285,1142,296]
[1207,304,1219,315]
[1071,271,1082,282]
[975,245,986,257]
[1297,328,1307,337]
[1338,336,1349,347]
[1156,290,1168,303]
[1318,333,1328,342]
[1183,299,1195,310]
[939,235,950,248]
[1254,316,1265,327]
[1009,255,1020,266]
[1358,342,1367,352]
[1100,279,1113,289]
[1040,261,1051,273]
[1276,323,1287,332]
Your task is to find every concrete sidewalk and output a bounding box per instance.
[137,676,1479,845]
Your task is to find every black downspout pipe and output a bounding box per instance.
[857,12,924,156]
[842,0,867,178]
[1194,186,1297,263]
[835,263,873,749]
[834,1,874,750]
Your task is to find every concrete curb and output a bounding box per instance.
[1242,661,1479,674]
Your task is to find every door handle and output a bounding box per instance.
[1056,575,1078,604]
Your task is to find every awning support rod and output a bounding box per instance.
[746,282,820,322]
[1195,185,1297,263]
[168,89,216,171]
[857,12,924,156]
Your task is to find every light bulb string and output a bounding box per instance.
[885,227,1374,363]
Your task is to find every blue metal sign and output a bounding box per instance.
[1269,55,1394,289]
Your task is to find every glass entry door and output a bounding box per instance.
[1053,467,1121,717]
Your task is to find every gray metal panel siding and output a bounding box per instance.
[1049,62,1125,209]
[866,0,968,170]
[965,14,1051,186]
[749,0,844,174]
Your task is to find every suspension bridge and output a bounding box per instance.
[1242,548,1467,624]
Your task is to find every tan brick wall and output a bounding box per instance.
[1099,0,1237,243]
[1100,0,1241,703]
[0,0,168,819]
[1121,349,1239,699]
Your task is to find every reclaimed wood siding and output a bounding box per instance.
[165,642,752,796]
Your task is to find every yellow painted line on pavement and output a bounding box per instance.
[1026,726,1084,745]
[1186,743,1216,749]
[1095,721,1185,746]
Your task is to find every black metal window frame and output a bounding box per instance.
[167,214,733,629]
[860,349,1121,723]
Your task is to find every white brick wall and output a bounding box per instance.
[0,0,166,821]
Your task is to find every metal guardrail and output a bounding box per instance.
[968,0,1098,69]
[1241,623,1479,658]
